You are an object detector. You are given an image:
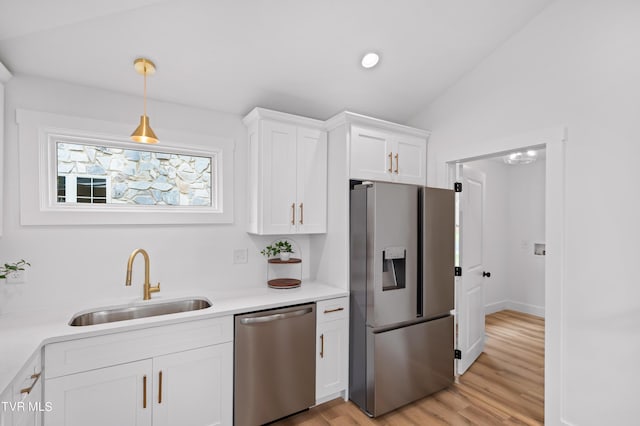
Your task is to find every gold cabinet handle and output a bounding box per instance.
[158,370,163,404]
[19,373,41,395]
[143,375,147,409]
[388,152,393,172]
[394,153,399,174]
[299,203,304,225]
[291,203,295,225]
[320,334,325,358]
[324,307,344,314]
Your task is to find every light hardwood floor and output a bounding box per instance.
[272,310,544,426]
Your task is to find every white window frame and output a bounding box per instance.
[17,109,234,225]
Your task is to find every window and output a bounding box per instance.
[17,109,234,225]
[77,177,107,204]
[55,142,213,207]
[57,175,109,204]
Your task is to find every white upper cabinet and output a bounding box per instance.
[350,125,392,182]
[244,108,327,235]
[329,112,429,186]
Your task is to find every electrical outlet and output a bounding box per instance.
[6,269,26,284]
[233,248,248,264]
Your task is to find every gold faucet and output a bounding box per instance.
[125,248,160,300]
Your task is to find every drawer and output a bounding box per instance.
[317,297,349,324]
[45,316,232,379]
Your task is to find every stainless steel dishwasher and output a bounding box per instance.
[234,303,316,426]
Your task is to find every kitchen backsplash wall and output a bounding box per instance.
[0,75,313,314]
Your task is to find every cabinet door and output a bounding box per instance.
[316,319,348,401]
[152,343,232,426]
[350,125,393,181]
[44,360,152,426]
[393,134,427,185]
[0,386,13,426]
[296,127,327,233]
[261,120,298,234]
[13,379,41,426]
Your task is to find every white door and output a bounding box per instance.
[45,360,153,426]
[152,344,232,426]
[296,127,327,233]
[457,165,486,374]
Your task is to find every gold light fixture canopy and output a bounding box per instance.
[131,58,159,144]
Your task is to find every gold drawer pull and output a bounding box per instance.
[388,152,393,172]
[291,203,296,225]
[324,307,345,314]
[320,334,324,358]
[19,373,41,395]
[299,203,304,225]
[143,375,147,409]
[394,153,399,174]
[158,370,163,404]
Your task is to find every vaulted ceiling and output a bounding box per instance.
[0,0,554,123]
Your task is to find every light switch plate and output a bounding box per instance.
[6,269,26,284]
[233,248,248,264]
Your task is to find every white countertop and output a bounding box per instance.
[0,282,348,394]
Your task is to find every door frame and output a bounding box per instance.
[439,126,565,423]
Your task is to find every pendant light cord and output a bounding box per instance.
[143,61,147,117]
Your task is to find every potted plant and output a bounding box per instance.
[0,259,31,281]
[261,240,294,261]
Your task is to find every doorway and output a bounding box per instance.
[454,147,547,375]
[443,127,565,421]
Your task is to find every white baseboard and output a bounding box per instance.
[484,300,545,318]
[315,390,347,406]
[507,301,545,318]
[484,300,508,315]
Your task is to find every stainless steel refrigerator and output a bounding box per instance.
[349,181,455,417]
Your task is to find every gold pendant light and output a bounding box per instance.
[131,58,159,144]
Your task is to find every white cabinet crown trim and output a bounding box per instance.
[325,111,430,138]
[243,107,325,130]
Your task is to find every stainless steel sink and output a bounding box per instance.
[69,298,212,326]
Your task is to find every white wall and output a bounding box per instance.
[409,0,640,424]
[507,159,546,316]
[466,158,545,317]
[468,158,546,317]
[0,75,313,315]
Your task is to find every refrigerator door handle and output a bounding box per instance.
[371,313,452,334]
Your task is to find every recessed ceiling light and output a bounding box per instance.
[361,52,380,69]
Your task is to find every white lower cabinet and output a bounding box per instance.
[316,297,349,403]
[43,316,233,426]
[0,387,12,426]
[46,360,152,426]
[1,351,43,426]
[152,344,232,426]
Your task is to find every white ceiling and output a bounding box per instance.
[0,0,554,123]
